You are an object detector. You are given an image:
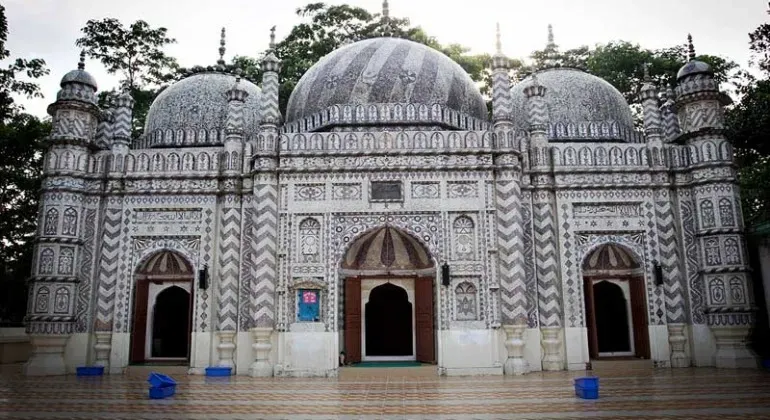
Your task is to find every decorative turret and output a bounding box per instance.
[523,75,549,167]
[491,23,514,124]
[25,52,100,376]
[660,88,681,142]
[674,33,757,369]
[639,64,664,156]
[259,26,282,128]
[223,71,248,174]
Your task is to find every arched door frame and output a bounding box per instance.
[339,225,438,365]
[130,249,195,364]
[581,243,651,360]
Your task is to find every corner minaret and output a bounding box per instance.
[490,24,529,376]
[249,26,282,378]
[660,88,681,142]
[640,64,663,148]
[25,52,100,376]
[675,34,757,368]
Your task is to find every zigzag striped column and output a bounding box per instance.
[655,190,690,367]
[524,78,564,371]
[91,92,133,371]
[491,29,528,374]
[215,198,242,367]
[249,45,281,377]
[213,76,248,369]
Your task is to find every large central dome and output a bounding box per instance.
[286,37,488,127]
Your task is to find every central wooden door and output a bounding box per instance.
[344,277,362,363]
[414,276,435,363]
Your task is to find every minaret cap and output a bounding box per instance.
[217,27,227,67]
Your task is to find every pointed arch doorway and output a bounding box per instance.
[582,243,651,360]
[341,226,436,364]
[130,250,195,364]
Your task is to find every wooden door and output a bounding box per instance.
[344,277,362,364]
[584,278,599,359]
[130,279,149,363]
[629,276,651,359]
[186,282,194,360]
[415,276,435,363]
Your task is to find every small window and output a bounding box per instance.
[297,289,320,322]
[370,180,403,202]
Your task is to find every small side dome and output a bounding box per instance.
[61,69,97,90]
[142,72,261,148]
[511,67,639,142]
[677,60,713,80]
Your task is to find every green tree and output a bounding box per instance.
[0,4,50,324]
[76,19,178,136]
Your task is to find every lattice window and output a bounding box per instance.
[299,218,321,263]
[723,238,740,265]
[455,282,478,321]
[44,208,59,235]
[54,287,70,314]
[58,247,74,275]
[38,248,55,274]
[62,207,78,236]
[700,200,715,229]
[719,198,735,227]
[704,238,722,266]
[453,216,475,260]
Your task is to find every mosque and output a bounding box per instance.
[21,3,758,376]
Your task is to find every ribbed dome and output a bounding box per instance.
[137,250,193,276]
[286,37,487,128]
[142,72,261,148]
[677,59,713,80]
[511,67,638,142]
[342,226,433,272]
[61,69,97,90]
[582,244,641,272]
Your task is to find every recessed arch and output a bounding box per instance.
[340,225,436,365]
[582,243,650,360]
[130,249,194,364]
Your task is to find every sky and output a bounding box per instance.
[4,0,768,118]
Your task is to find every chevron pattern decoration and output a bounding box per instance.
[260,72,281,125]
[492,69,513,121]
[111,93,134,142]
[240,206,257,331]
[217,203,241,332]
[656,198,688,323]
[533,199,562,328]
[496,178,527,324]
[253,181,278,327]
[94,207,123,331]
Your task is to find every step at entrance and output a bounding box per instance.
[339,364,437,380]
[589,358,653,374]
[124,364,189,378]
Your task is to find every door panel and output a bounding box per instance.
[629,277,651,359]
[584,278,598,359]
[414,276,435,363]
[130,280,149,363]
[344,277,362,364]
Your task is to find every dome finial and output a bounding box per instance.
[78,50,86,70]
[643,62,651,82]
[218,27,226,66]
[687,33,696,61]
[269,26,276,50]
[495,22,502,55]
[547,24,555,48]
[381,0,393,37]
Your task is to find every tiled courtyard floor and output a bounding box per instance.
[2,366,770,419]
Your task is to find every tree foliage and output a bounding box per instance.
[76,19,178,136]
[0,4,50,324]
